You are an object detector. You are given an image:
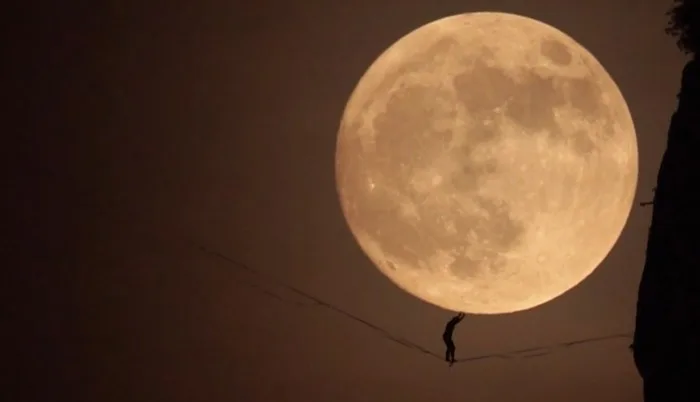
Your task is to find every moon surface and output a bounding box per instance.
[335,12,638,314]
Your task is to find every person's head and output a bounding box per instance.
[667,0,700,56]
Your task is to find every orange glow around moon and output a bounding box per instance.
[335,12,638,314]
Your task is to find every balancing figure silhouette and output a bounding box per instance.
[443,312,465,366]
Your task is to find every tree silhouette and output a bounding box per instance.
[666,0,700,55]
[632,2,700,402]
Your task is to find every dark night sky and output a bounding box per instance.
[9,0,691,401]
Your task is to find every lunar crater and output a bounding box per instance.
[540,37,573,65]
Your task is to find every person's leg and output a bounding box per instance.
[446,340,455,362]
[443,336,451,361]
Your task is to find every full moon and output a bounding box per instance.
[335,12,638,314]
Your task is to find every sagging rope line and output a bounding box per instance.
[212,249,310,307]
[234,274,308,307]
[202,246,632,364]
[202,246,442,359]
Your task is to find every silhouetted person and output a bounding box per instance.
[443,312,465,366]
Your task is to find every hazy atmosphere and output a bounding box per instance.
[9,1,690,401]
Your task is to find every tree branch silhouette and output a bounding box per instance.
[666,0,700,55]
